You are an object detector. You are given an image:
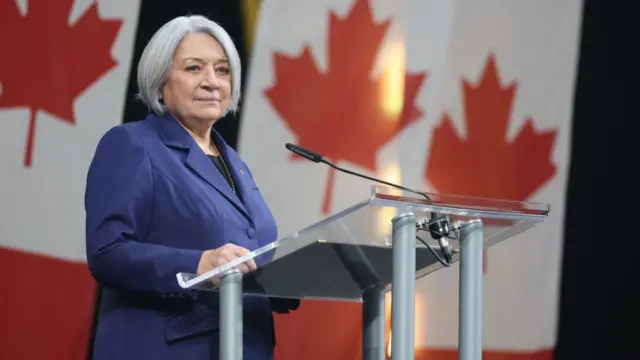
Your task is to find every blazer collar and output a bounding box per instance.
[146,112,193,150]
[147,112,253,221]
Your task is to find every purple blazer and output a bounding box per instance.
[85,113,278,360]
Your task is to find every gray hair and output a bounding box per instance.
[136,15,242,115]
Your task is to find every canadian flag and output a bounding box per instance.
[237,0,583,359]
[0,0,140,358]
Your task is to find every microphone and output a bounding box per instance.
[285,143,322,163]
[285,143,453,264]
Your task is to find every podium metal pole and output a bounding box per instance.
[458,219,484,360]
[219,269,243,360]
[390,213,416,360]
[362,285,385,360]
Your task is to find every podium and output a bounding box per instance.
[176,185,549,360]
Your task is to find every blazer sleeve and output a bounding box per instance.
[85,126,202,297]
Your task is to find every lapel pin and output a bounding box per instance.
[239,169,245,175]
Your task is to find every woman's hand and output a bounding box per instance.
[196,244,257,284]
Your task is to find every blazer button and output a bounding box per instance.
[246,227,256,239]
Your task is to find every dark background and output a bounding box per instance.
[554,0,633,358]
[90,0,634,358]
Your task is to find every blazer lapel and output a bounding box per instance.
[147,113,252,220]
[184,144,251,220]
[212,131,254,209]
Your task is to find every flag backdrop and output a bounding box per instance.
[0,0,140,358]
[0,0,631,359]
[0,1,246,359]
[237,0,582,359]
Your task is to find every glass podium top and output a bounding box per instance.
[177,185,549,301]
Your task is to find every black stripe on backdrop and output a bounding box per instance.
[87,2,247,358]
[556,0,634,359]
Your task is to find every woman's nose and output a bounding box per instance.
[205,67,220,87]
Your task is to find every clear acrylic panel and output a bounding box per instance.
[176,185,549,301]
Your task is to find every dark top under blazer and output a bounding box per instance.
[85,113,278,360]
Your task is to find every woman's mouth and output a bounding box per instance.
[196,98,220,104]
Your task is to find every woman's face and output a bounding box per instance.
[162,33,232,123]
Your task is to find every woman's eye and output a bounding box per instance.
[216,67,230,75]
[186,65,200,72]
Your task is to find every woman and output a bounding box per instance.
[85,15,295,360]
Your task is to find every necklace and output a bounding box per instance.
[210,139,237,195]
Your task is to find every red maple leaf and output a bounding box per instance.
[0,0,122,168]
[424,53,557,272]
[265,0,427,214]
